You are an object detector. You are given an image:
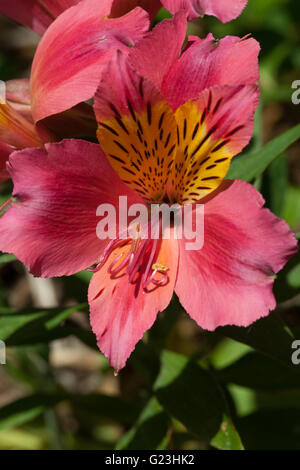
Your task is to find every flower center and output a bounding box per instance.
[97,92,234,205]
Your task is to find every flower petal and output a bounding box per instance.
[175,180,298,330]
[31,0,149,123]
[168,84,259,203]
[5,79,32,122]
[0,139,142,277]
[129,11,187,92]
[95,51,178,203]
[0,0,159,35]
[163,33,260,110]
[0,0,81,35]
[89,237,178,371]
[162,0,248,22]
[0,100,43,148]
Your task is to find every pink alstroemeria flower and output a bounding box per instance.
[29,0,149,125]
[0,79,55,181]
[0,0,150,177]
[0,0,160,35]
[161,0,248,22]
[0,15,297,372]
[1,0,150,134]
[0,77,95,180]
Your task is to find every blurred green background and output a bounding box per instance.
[0,0,299,450]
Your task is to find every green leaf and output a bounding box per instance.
[116,397,170,450]
[227,124,300,181]
[0,393,138,433]
[211,414,244,451]
[0,394,61,432]
[74,270,93,283]
[217,352,300,390]
[129,296,184,388]
[282,185,300,230]
[238,409,300,450]
[0,254,16,264]
[148,295,183,348]
[154,350,243,449]
[274,251,300,302]
[287,261,300,289]
[0,304,88,345]
[68,394,138,425]
[219,313,295,367]
[261,153,288,216]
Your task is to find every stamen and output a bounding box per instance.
[127,239,151,284]
[87,238,129,272]
[89,227,169,291]
[150,263,169,287]
[142,239,159,289]
[108,251,132,275]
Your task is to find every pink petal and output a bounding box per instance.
[162,0,248,22]
[0,101,43,149]
[167,84,259,204]
[0,139,142,277]
[5,79,32,122]
[89,237,178,372]
[0,0,81,35]
[31,0,149,123]
[110,0,162,21]
[94,51,178,202]
[175,180,298,331]
[163,33,260,110]
[129,11,187,92]
[3,80,56,143]
[192,84,259,156]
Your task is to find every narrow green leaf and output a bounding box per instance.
[227,124,300,181]
[262,153,288,216]
[0,304,88,345]
[282,185,300,230]
[0,395,61,432]
[0,393,138,433]
[116,397,170,450]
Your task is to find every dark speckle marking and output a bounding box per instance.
[147,102,152,126]
[114,140,129,154]
[100,123,119,136]
[226,125,244,138]
[215,157,228,163]
[202,176,219,181]
[127,98,136,122]
[158,112,165,130]
[183,119,187,140]
[206,164,217,170]
[109,154,126,164]
[192,122,200,140]
[211,140,229,153]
